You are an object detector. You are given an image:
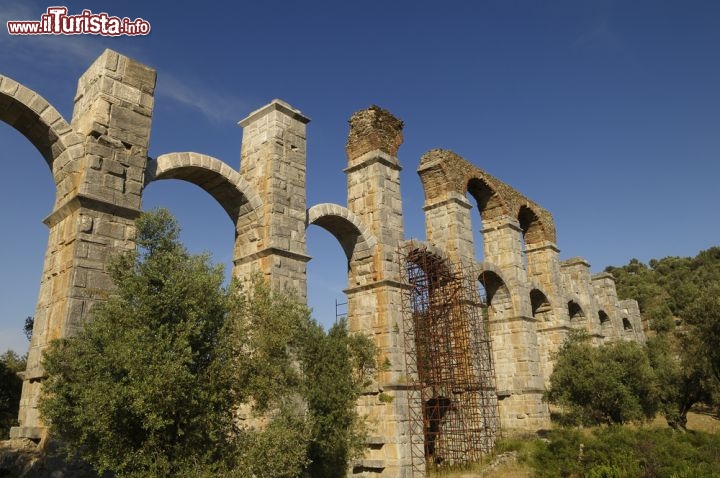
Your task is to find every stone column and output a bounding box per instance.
[618,299,645,343]
[343,106,414,477]
[482,217,525,286]
[13,49,155,439]
[525,241,571,386]
[423,191,476,267]
[481,217,548,430]
[592,273,623,341]
[560,258,603,341]
[235,100,311,298]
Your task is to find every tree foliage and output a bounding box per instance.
[228,280,376,478]
[646,333,714,430]
[0,350,25,437]
[545,331,658,425]
[39,208,376,477]
[685,285,720,384]
[301,320,376,478]
[606,247,720,332]
[607,247,720,428]
[40,209,235,476]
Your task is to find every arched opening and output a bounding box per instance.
[306,204,376,332]
[467,193,485,262]
[598,310,613,336]
[306,226,350,330]
[467,178,503,263]
[0,125,55,355]
[146,154,264,291]
[142,180,236,284]
[0,79,78,357]
[518,206,544,271]
[477,270,512,320]
[530,289,552,321]
[568,301,585,321]
[477,282,488,306]
[598,310,610,324]
[622,317,633,331]
[467,178,504,221]
[518,205,544,247]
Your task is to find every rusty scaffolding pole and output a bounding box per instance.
[400,247,500,475]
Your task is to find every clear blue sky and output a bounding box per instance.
[1,0,718,354]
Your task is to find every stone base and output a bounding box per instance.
[9,426,45,441]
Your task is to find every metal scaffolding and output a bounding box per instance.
[400,247,500,474]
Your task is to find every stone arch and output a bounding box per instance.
[306,203,376,265]
[466,177,508,222]
[598,309,614,336]
[567,300,585,321]
[399,239,455,280]
[477,268,513,318]
[530,288,552,320]
[518,204,552,247]
[0,75,84,181]
[147,153,262,224]
[622,317,633,331]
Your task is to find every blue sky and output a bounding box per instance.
[1,0,718,354]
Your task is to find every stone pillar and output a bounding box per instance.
[481,217,548,430]
[423,191,475,267]
[486,308,548,430]
[235,100,311,298]
[525,241,561,296]
[592,273,624,341]
[13,49,155,439]
[344,106,414,477]
[618,299,645,343]
[482,217,525,286]
[560,258,602,340]
[526,241,571,386]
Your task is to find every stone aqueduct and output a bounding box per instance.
[2,50,644,476]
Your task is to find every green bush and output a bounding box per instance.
[530,427,720,478]
[0,350,25,437]
[545,331,659,425]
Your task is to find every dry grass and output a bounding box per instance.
[644,410,720,434]
[686,409,720,433]
[428,461,531,478]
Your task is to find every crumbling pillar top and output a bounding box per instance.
[346,105,404,160]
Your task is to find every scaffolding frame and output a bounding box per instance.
[400,247,500,475]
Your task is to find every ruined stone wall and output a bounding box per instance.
[2,49,645,477]
[416,149,645,430]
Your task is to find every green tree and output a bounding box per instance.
[301,319,376,478]
[646,332,714,430]
[545,331,659,425]
[39,209,237,477]
[0,350,26,437]
[228,280,377,478]
[24,316,34,341]
[226,274,313,478]
[686,285,720,384]
[608,248,720,427]
[39,208,375,477]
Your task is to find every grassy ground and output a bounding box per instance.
[428,410,720,478]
